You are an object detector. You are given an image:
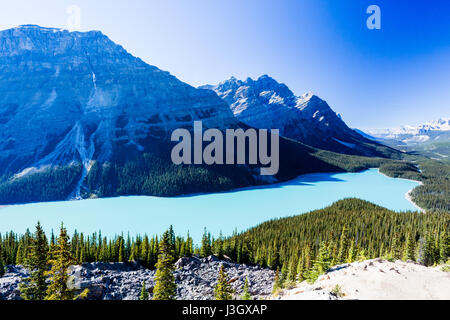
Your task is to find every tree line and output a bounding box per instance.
[380,159,450,212]
[1,199,449,299]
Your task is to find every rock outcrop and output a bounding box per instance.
[0,256,275,300]
[201,75,398,157]
[0,25,237,185]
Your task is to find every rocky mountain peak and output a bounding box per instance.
[0,26,236,181]
[207,75,388,156]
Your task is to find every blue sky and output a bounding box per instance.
[1,0,449,129]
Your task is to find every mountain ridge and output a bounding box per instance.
[200,75,399,158]
[0,26,402,204]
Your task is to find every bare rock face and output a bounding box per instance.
[0,25,237,178]
[201,75,394,157]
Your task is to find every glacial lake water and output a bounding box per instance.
[0,169,420,242]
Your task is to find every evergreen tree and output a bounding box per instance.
[168,225,176,253]
[0,255,4,277]
[280,262,288,286]
[357,248,367,262]
[390,231,402,260]
[118,237,125,263]
[0,243,5,277]
[287,255,298,282]
[141,236,149,266]
[272,268,281,293]
[346,241,356,263]
[439,231,449,263]
[214,265,233,300]
[241,277,251,300]
[403,232,416,261]
[296,253,305,282]
[15,241,25,265]
[20,222,49,300]
[308,241,332,283]
[140,280,149,300]
[337,226,349,264]
[200,228,212,257]
[153,230,176,300]
[418,234,436,266]
[45,224,76,300]
[303,244,312,275]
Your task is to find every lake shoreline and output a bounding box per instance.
[376,169,425,212]
[405,182,425,213]
[0,169,421,242]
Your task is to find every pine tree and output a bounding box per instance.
[296,253,305,282]
[403,232,416,261]
[0,255,4,277]
[304,244,312,274]
[439,231,449,263]
[280,262,288,286]
[0,242,5,277]
[346,241,356,263]
[287,255,298,282]
[153,230,176,300]
[241,277,251,300]
[308,241,332,283]
[390,231,402,260]
[337,226,349,264]
[45,224,77,300]
[20,222,49,300]
[15,241,25,265]
[418,234,435,266]
[118,238,125,263]
[357,248,367,262]
[272,268,281,293]
[141,236,149,266]
[140,280,149,300]
[214,265,233,300]
[200,228,212,257]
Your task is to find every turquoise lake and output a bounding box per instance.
[0,169,420,242]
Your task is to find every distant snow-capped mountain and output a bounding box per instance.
[200,75,396,157]
[367,118,450,144]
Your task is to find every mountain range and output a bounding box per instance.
[0,25,401,204]
[364,118,450,161]
[200,76,397,157]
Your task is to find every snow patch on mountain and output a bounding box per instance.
[0,25,237,185]
[201,75,389,157]
[366,118,450,145]
[333,138,356,149]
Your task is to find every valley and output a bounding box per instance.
[0,25,406,206]
[0,169,420,242]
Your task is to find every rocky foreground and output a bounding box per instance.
[0,255,275,300]
[274,259,450,300]
[2,257,448,300]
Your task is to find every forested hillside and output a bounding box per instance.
[219,199,449,284]
[379,159,450,212]
[2,199,448,285]
[0,135,399,205]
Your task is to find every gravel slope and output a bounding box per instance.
[274,259,450,300]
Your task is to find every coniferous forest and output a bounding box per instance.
[1,199,448,296]
[379,159,450,212]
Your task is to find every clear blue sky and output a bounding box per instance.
[1,0,449,129]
